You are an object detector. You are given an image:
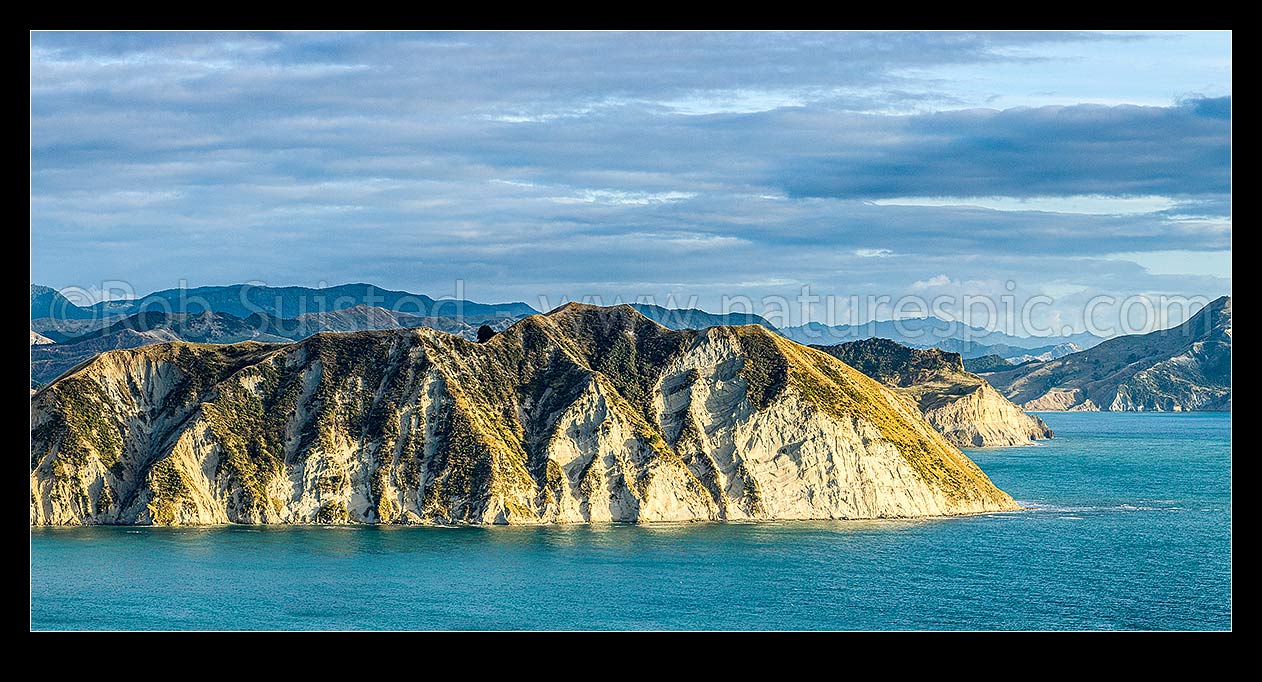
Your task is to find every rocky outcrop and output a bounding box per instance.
[30,330,54,346]
[30,304,1017,526]
[982,296,1231,412]
[812,338,1052,448]
[914,381,1054,447]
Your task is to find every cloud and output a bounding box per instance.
[548,189,697,206]
[778,98,1230,200]
[870,195,1180,215]
[912,274,953,289]
[29,31,1231,329]
[854,248,894,258]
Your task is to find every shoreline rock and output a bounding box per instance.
[812,338,1052,448]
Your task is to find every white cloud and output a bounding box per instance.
[871,195,1180,215]
[911,274,953,289]
[549,189,697,206]
[655,88,815,116]
[854,248,894,258]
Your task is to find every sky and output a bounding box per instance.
[30,31,1231,336]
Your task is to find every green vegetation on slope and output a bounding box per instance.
[736,330,788,410]
[963,354,1015,373]
[147,458,196,525]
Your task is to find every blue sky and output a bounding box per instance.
[30,31,1231,333]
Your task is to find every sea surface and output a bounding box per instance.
[30,411,1231,631]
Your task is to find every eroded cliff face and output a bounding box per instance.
[917,381,1053,447]
[813,338,1052,448]
[30,304,1017,526]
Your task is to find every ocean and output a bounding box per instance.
[30,411,1231,631]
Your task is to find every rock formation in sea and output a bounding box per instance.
[812,338,1052,447]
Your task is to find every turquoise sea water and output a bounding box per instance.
[30,411,1231,631]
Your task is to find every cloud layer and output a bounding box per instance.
[30,31,1232,332]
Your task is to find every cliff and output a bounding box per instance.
[812,338,1052,447]
[30,304,1017,526]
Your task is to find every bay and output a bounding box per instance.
[30,411,1231,630]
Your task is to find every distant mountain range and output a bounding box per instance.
[29,285,784,386]
[28,284,1231,414]
[244,305,519,340]
[32,284,1092,360]
[925,338,1085,362]
[779,317,1102,360]
[30,283,537,321]
[31,317,122,344]
[629,303,777,331]
[29,307,520,386]
[981,296,1231,412]
[31,312,285,387]
[31,285,94,320]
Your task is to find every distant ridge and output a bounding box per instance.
[963,354,1014,373]
[30,285,93,320]
[32,296,781,386]
[29,307,519,385]
[31,282,537,321]
[982,296,1231,412]
[629,303,777,331]
[779,316,1103,357]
